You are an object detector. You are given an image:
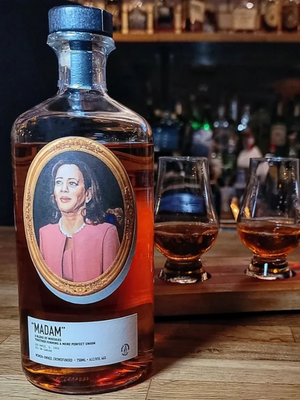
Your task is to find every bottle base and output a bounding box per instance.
[23,354,153,394]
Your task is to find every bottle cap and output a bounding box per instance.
[48,5,113,38]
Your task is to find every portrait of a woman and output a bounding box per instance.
[38,156,121,282]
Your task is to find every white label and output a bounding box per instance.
[190,0,205,23]
[233,8,257,30]
[28,315,138,368]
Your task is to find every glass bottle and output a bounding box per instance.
[182,0,205,32]
[235,128,262,205]
[154,0,177,31]
[122,0,154,34]
[152,110,180,158]
[11,5,154,395]
[174,100,187,147]
[105,0,122,31]
[261,0,279,32]
[217,0,233,32]
[203,0,217,32]
[232,0,259,32]
[152,0,181,34]
[282,0,299,32]
[269,97,288,156]
[213,103,230,158]
[128,0,148,31]
[185,95,213,158]
[225,97,239,175]
[287,96,300,157]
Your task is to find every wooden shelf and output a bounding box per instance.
[114,32,300,43]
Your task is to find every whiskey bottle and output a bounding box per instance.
[269,98,288,156]
[232,0,259,32]
[11,5,154,395]
[282,0,299,32]
[287,97,300,157]
[122,0,154,34]
[154,0,180,32]
[105,0,122,31]
[213,103,230,155]
[184,95,213,157]
[261,0,279,32]
[217,0,233,32]
[183,0,205,32]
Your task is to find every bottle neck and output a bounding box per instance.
[47,32,115,93]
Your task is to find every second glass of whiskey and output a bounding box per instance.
[154,157,219,284]
[237,157,300,280]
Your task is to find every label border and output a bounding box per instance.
[23,137,136,303]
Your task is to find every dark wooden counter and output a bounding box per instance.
[1,227,300,399]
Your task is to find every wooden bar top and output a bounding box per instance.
[1,226,300,399]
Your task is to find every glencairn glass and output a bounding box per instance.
[154,157,219,283]
[237,157,300,279]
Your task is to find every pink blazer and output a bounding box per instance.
[39,222,120,282]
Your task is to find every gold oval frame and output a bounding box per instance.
[24,137,136,299]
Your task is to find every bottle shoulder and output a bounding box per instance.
[12,91,152,143]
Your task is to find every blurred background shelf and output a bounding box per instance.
[114,32,300,43]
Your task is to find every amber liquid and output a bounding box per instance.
[237,220,300,258]
[12,142,154,394]
[154,221,219,262]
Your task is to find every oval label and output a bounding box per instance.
[23,137,136,304]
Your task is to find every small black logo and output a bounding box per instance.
[121,343,130,356]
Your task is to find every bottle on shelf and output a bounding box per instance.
[213,102,230,155]
[268,96,288,156]
[261,0,280,32]
[247,100,271,156]
[182,0,205,32]
[184,93,214,157]
[234,103,261,203]
[287,95,300,157]
[174,100,188,146]
[152,109,181,165]
[154,0,174,31]
[282,0,299,32]
[228,95,239,128]
[232,0,260,32]
[11,5,154,395]
[105,0,122,31]
[122,0,154,34]
[223,97,239,178]
[235,127,262,203]
[203,0,217,32]
[154,0,182,32]
[217,0,233,32]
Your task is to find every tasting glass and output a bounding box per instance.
[154,157,219,284]
[237,157,300,280]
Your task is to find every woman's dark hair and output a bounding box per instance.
[50,155,106,225]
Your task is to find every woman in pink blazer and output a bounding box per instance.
[39,157,120,282]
